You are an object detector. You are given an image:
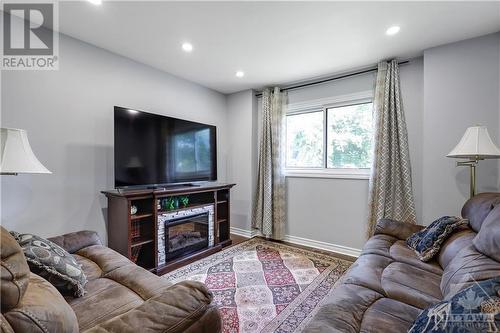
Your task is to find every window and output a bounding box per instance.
[286,111,324,168]
[285,100,374,177]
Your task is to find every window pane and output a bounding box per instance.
[286,111,324,168]
[327,103,373,169]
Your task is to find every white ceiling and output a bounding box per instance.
[58,1,500,94]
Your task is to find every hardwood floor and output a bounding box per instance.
[229,233,248,246]
[229,233,356,262]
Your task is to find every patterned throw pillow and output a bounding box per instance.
[408,277,500,333]
[406,216,468,261]
[10,232,87,297]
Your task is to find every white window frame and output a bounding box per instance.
[285,91,374,180]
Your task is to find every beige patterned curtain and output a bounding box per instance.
[252,87,286,240]
[367,60,417,237]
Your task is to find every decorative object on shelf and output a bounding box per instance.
[164,197,175,210]
[131,221,141,239]
[163,197,182,210]
[130,205,138,215]
[157,199,161,210]
[447,125,500,198]
[131,246,142,263]
[0,128,52,175]
[180,196,189,207]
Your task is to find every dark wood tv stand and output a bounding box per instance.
[102,182,235,275]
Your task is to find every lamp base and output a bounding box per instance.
[456,159,480,198]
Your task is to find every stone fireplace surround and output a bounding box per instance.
[157,205,215,266]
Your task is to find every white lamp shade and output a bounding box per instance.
[0,128,51,174]
[447,126,500,159]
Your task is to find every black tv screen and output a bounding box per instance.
[114,106,217,188]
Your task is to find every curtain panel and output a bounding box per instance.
[252,87,286,240]
[367,60,417,237]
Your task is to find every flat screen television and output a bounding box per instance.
[114,106,217,188]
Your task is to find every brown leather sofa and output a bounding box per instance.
[305,192,500,332]
[0,227,222,333]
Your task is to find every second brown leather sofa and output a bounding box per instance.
[304,192,500,332]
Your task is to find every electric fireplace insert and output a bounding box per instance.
[164,212,209,260]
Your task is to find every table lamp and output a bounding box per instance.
[0,128,51,175]
[447,125,500,198]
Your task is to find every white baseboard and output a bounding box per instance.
[282,234,361,258]
[230,227,361,258]
[230,227,260,238]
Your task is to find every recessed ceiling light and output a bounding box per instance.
[235,71,245,78]
[386,26,400,36]
[182,42,193,53]
[87,0,102,5]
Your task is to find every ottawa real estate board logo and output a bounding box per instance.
[2,1,59,70]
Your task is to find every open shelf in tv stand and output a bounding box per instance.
[102,183,235,275]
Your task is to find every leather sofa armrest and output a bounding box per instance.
[83,281,221,333]
[3,273,79,333]
[374,218,424,240]
[48,230,102,254]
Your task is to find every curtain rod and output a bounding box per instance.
[254,60,409,97]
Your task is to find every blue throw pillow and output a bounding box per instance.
[408,277,500,332]
[406,216,468,261]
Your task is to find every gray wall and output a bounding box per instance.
[422,33,500,222]
[1,33,228,243]
[226,90,257,231]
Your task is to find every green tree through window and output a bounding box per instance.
[327,103,373,168]
[285,102,373,170]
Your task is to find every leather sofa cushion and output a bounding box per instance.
[362,235,442,275]
[441,244,500,299]
[67,277,144,330]
[1,227,30,312]
[388,240,443,275]
[304,282,423,333]
[82,281,220,333]
[342,254,392,296]
[473,204,500,261]
[437,227,475,269]
[381,262,442,309]
[0,314,15,333]
[374,218,424,240]
[304,283,383,333]
[461,192,500,232]
[359,298,421,333]
[3,273,78,333]
[73,254,103,281]
[49,230,102,254]
[66,245,173,330]
[74,246,173,297]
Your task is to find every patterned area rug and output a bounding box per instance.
[162,237,352,333]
